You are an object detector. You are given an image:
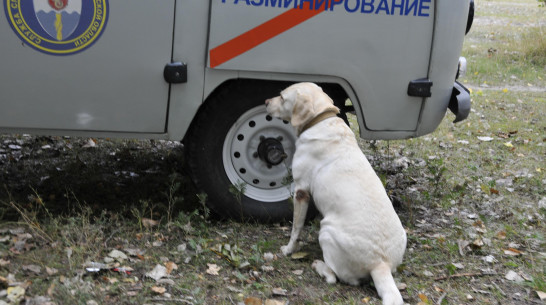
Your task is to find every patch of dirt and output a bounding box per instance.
[0,136,197,219]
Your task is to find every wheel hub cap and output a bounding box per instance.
[258,137,287,166]
[222,105,296,202]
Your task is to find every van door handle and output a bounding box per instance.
[164,62,187,84]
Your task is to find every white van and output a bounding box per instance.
[0,0,473,221]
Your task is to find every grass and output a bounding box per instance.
[462,0,545,87]
[1,0,545,304]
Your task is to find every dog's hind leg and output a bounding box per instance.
[281,189,310,255]
[370,262,403,305]
[316,228,361,286]
[312,260,337,284]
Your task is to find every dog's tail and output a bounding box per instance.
[370,262,403,305]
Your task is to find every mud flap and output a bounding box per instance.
[448,81,471,123]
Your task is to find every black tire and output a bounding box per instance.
[184,80,297,222]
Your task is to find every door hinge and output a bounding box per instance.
[164,62,187,84]
[407,78,433,98]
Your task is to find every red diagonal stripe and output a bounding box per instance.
[210,5,324,68]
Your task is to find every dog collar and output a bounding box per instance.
[298,107,340,136]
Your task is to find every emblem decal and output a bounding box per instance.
[3,0,109,55]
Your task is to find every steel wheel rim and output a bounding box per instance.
[222,105,296,202]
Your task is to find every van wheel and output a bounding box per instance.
[184,81,297,222]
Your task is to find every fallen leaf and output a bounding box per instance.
[473,220,485,228]
[477,136,494,142]
[108,249,128,261]
[244,297,263,305]
[65,247,73,261]
[151,286,166,294]
[47,283,55,297]
[361,297,371,303]
[290,252,309,260]
[505,270,524,283]
[418,293,429,302]
[452,263,464,269]
[503,248,523,256]
[165,261,178,275]
[45,267,58,275]
[482,255,497,264]
[261,265,275,272]
[458,240,470,256]
[263,252,275,262]
[105,277,118,284]
[142,218,159,228]
[82,138,96,148]
[7,286,26,304]
[498,132,510,139]
[480,184,491,194]
[292,269,303,275]
[177,243,187,252]
[227,286,242,293]
[272,287,288,296]
[146,264,168,281]
[0,259,10,267]
[503,142,513,148]
[206,263,221,276]
[22,264,41,274]
[157,278,175,286]
[496,231,507,240]
[471,238,484,248]
[124,248,145,257]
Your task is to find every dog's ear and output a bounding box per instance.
[291,91,315,129]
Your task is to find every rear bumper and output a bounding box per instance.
[448,81,471,123]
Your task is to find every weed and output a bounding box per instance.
[229,180,247,221]
[196,192,210,220]
[1,192,53,244]
[165,172,183,224]
[173,209,201,236]
[426,158,447,198]
[527,273,546,292]
[130,200,153,232]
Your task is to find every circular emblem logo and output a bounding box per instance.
[3,0,109,55]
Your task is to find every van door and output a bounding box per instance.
[0,0,175,133]
[208,1,435,132]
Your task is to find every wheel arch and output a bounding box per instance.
[183,78,351,144]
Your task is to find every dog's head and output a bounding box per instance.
[265,82,339,134]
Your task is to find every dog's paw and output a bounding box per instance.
[280,245,293,256]
[311,260,337,284]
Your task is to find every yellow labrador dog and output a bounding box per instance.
[265,83,406,305]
